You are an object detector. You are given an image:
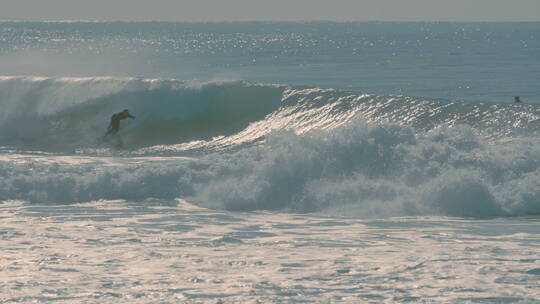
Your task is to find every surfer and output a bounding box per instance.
[105,109,135,136]
[515,96,521,104]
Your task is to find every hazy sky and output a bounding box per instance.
[1,0,539,22]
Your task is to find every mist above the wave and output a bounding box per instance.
[0,44,162,78]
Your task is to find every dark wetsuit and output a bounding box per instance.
[106,110,135,136]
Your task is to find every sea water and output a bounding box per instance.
[0,22,539,303]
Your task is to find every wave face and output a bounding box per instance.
[2,76,540,218]
[0,77,286,151]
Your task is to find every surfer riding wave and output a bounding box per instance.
[105,109,135,137]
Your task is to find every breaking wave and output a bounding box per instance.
[1,76,540,152]
[1,76,540,218]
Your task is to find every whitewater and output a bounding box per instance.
[1,22,539,303]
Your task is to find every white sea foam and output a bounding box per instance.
[2,200,538,303]
[2,116,540,218]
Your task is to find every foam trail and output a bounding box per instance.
[2,120,540,218]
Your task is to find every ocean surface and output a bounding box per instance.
[1,22,539,303]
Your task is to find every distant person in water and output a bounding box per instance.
[515,96,522,104]
[105,109,135,136]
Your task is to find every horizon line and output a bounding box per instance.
[1,19,540,23]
